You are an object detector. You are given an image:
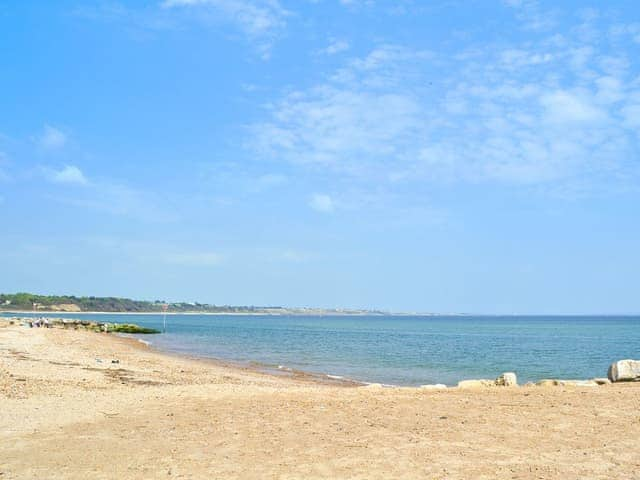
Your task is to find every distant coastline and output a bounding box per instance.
[0,292,392,316]
[0,309,447,317]
[0,292,442,316]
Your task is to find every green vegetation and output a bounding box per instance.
[107,324,160,334]
[0,292,166,312]
[0,292,293,314]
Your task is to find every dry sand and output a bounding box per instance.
[1,320,639,479]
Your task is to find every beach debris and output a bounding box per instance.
[592,377,611,385]
[495,372,518,387]
[111,360,120,364]
[419,384,447,390]
[363,383,383,389]
[608,359,640,382]
[457,379,495,388]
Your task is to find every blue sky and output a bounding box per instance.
[1,0,639,313]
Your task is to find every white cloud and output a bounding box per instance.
[252,46,427,180]
[540,90,606,124]
[38,125,67,150]
[164,251,223,266]
[309,193,335,212]
[252,16,640,193]
[49,165,88,185]
[611,23,640,44]
[503,0,557,31]
[78,1,287,57]
[321,39,350,55]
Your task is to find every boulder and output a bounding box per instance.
[495,372,517,387]
[607,359,640,382]
[457,379,494,389]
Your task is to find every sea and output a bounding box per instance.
[3,313,639,386]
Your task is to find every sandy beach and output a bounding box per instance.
[1,320,639,479]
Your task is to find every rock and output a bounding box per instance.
[592,377,611,385]
[558,380,598,387]
[419,384,447,390]
[363,383,383,389]
[536,379,598,387]
[457,379,494,388]
[607,359,640,382]
[495,372,517,387]
[536,379,560,387]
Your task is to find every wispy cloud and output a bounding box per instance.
[252,45,427,180]
[160,0,289,57]
[503,0,557,31]
[47,165,89,185]
[309,193,335,212]
[320,38,350,55]
[75,0,288,57]
[251,12,640,195]
[38,125,67,150]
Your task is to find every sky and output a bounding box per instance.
[1,0,639,314]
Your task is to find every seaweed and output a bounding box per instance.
[108,324,160,334]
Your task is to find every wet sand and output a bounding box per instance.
[1,321,639,479]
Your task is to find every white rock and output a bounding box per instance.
[608,359,640,382]
[558,380,598,387]
[419,384,447,390]
[495,372,517,387]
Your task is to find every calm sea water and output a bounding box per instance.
[4,313,639,386]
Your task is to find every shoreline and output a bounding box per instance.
[1,316,620,389]
[2,319,640,478]
[126,334,366,388]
